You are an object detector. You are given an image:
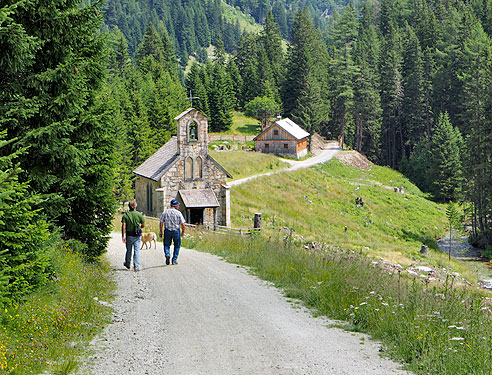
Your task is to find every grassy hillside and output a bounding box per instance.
[208,111,260,136]
[230,157,449,266]
[210,150,289,181]
[221,3,263,34]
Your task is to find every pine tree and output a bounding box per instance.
[272,1,288,38]
[404,136,433,193]
[107,26,131,77]
[135,23,166,67]
[379,23,404,168]
[226,58,243,110]
[402,24,427,154]
[186,62,210,115]
[327,3,358,147]
[156,21,179,79]
[208,64,234,131]
[353,47,382,160]
[352,2,382,160]
[259,11,284,90]
[282,9,329,133]
[0,0,115,258]
[459,22,492,244]
[0,136,50,303]
[213,36,227,66]
[430,112,463,202]
[236,34,260,107]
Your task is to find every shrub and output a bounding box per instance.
[0,137,51,305]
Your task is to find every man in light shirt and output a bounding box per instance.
[159,199,186,265]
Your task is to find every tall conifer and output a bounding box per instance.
[402,24,427,154]
[430,112,463,202]
[282,9,329,133]
[0,0,115,258]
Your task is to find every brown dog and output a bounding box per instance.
[140,232,157,249]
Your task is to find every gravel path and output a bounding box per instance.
[79,233,410,375]
[229,143,341,186]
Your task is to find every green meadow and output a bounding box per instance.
[229,158,450,267]
[210,149,289,181]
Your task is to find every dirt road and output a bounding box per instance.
[80,234,409,375]
[229,142,341,187]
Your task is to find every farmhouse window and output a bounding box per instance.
[274,129,278,136]
[284,143,288,149]
[265,143,269,149]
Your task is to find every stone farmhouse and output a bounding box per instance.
[133,108,232,227]
[254,117,310,159]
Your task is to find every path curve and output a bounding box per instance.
[80,233,410,375]
[229,143,341,187]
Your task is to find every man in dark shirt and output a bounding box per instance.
[121,199,145,271]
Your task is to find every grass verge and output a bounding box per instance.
[0,241,114,374]
[183,232,492,375]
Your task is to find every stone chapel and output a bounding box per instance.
[133,108,232,227]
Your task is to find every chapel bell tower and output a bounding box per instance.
[176,108,209,158]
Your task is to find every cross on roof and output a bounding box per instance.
[186,90,199,108]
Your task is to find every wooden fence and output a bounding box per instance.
[184,224,261,236]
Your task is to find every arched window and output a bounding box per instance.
[195,156,203,179]
[146,183,153,212]
[188,121,198,141]
[185,157,193,181]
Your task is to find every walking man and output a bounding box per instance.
[121,199,145,271]
[159,199,186,265]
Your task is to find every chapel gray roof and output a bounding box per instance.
[178,189,220,208]
[254,117,310,141]
[174,108,195,120]
[208,154,233,178]
[132,137,179,181]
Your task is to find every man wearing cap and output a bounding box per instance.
[159,199,186,265]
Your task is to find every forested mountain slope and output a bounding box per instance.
[104,0,492,249]
[102,0,355,63]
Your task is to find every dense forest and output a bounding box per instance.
[102,0,351,62]
[1,0,491,306]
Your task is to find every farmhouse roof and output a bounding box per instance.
[133,137,179,181]
[178,189,220,208]
[253,117,310,141]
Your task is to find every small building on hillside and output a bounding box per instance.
[133,108,232,227]
[253,117,310,159]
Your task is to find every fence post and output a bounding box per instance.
[254,213,262,231]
